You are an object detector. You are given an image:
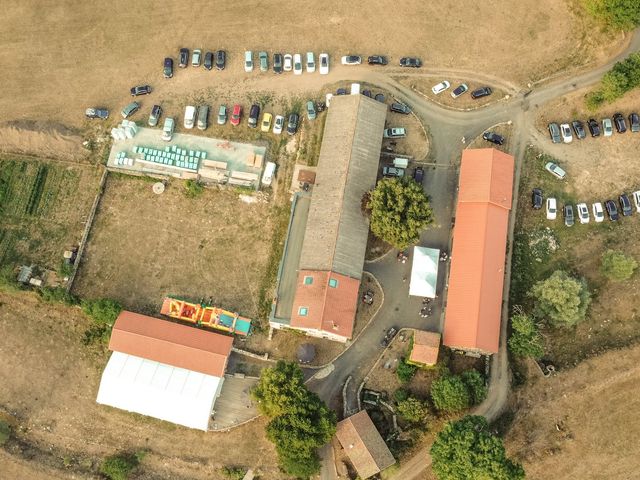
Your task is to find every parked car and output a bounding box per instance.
[130,85,152,96]
[306,100,316,120]
[336,87,348,96]
[273,53,283,74]
[259,51,268,72]
[203,51,213,70]
[532,188,543,209]
[605,199,619,221]
[482,131,504,145]
[613,113,627,133]
[571,120,586,139]
[545,162,566,179]
[548,122,561,143]
[191,49,202,67]
[230,104,242,126]
[273,115,285,134]
[197,105,209,130]
[244,51,253,72]
[306,52,315,73]
[121,102,140,118]
[431,81,451,95]
[179,48,189,68]
[546,198,557,220]
[576,203,589,224]
[248,104,260,128]
[619,193,633,216]
[564,204,575,227]
[451,84,468,98]
[383,127,407,138]
[319,53,329,74]
[380,327,398,347]
[283,54,293,71]
[217,105,227,125]
[382,166,405,177]
[413,166,424,183]
[374,93,385,103]
[148,104,162,127]
[362,89,372,98]
[602,118,613,137]
[399,57,421,68]
[560,123,573,143]
[287,113,299,135]
[215,50,226,70]
[260,112,272,132]
[592,202,605,222]
[293,53,303,75]
[471,87,492,99]
[341,55,362,65]
[367,55,388,65]
[587,118,601,137]
[390,102,411,114]
[161,117,174,141]
[85,108,109,119]
[163,57,173,78]
[629,113,640,133]
[633,191,640,213]
[184,105,196,129]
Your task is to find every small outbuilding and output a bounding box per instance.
[408,330,441,366]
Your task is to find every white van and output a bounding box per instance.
[393,157,409,169]
[184,105,196,129]
[350,83,361,95]
[261,161,276,187]
[306,52,315,73]
[244,51,253,72]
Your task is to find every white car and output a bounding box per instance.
[273,115,284,135]
[319,53,329,74]
[192,49,202,67]
[431,81,451,95]
[325,93,333,108]
[546,198,557,220]
[633,191,640,213]
[283,54,293,72]
[306,52,315,73]
[244,51,253,72]
[293,54,303,75]
[560,123,573,143]
[161,117,174,142]
[545,162,566,180]
[576,203,590,224]
[592,202,605,222]
[184,105,196,129]
[602,118,613,136]
[341,55,362,65]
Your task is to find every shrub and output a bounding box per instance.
[0,420,11,446]
[508,312,544,359]
[220,466,247,480]
[39,287,78,306]
[530,270,591,327]
[394,388,410,403]
[99,452,142,480]
[396,358,418,384]
[583,0,640,31]
[183,179,204,198]
[585,52,640,109]
[430,375,471,412]
[81,298,122,325]
[396,396,430,424]
[601,249,638,281]
[461,370,487,404]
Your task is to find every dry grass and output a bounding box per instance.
[467,123,514,153]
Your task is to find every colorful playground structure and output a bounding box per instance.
[160,297,251,336]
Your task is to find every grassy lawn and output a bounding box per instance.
[510,145,640,368]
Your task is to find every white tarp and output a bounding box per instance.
[96,352,223,431]
[409,246,440,298]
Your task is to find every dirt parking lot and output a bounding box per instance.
[73,174,275,320]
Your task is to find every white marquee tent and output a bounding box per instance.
[409,246,440,298]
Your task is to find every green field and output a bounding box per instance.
[0,156,102,271]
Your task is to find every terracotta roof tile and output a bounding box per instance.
[409,330,441,365]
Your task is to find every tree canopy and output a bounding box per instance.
[529,270,591,327]
[601,249,638,281]
[430,416,525,480]
[252,361,336,478]
[508,312,544,359]
[367,178,434,250]
[430,370,487,413]
[583,0,640,31]
[396,396,430,424]
[586,52,640,108]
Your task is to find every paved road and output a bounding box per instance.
[308,29,640,480]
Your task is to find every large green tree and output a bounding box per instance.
[586,52,640,108]
[508,312,544,359]
[431,416,525,480]
[529,270,591,327]
[252,361,336,478]
[430,375,471,413]
[584,0,640,30]
[601,249,638,281]
[367,178,434,250]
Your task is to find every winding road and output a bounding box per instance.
[306,29,640,480]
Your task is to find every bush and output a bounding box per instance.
[81,298,122,325]
[0,420,11,446]
[601,249,638,281]
[583,0,640,31]
[394,388,410,403]
[586,52,640,109]
[39,287,78,306]
[82,324,112,346]
[530,270,591,327]
[220,466,247,480]
[99,452,142,480]
[396,358,418,384]
[183,179,204,198]
[396,396,430,424]
[508,312,544,359]
[461,370,487,405]
[430,375,471,412]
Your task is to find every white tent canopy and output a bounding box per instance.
[96,352,223,431]
[409,246,440,298]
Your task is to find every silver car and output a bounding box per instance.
[217,105,227,125]
[148,104,162,127]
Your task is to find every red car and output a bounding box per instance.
[230,104,242,126]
